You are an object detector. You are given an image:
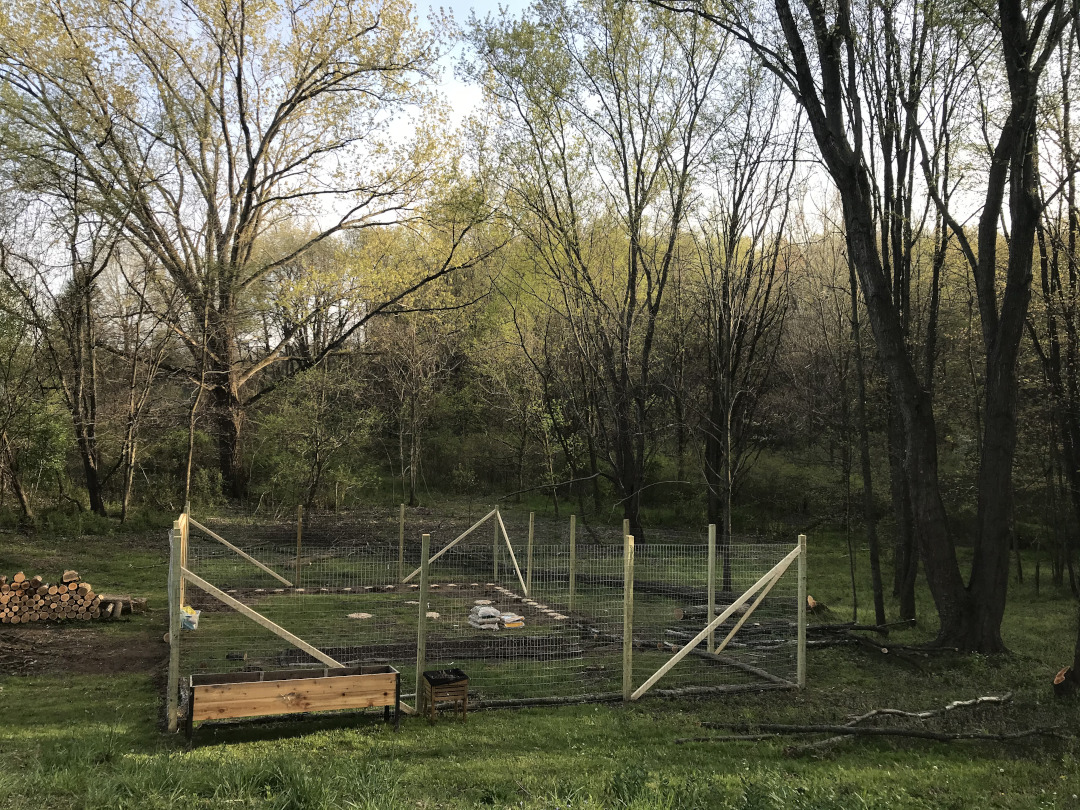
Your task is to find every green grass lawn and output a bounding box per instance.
[2,528,1080,808]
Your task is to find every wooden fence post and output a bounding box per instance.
[179,513,189,609]
[526,512,534,594]
[798,534,807,688]
[415,532,431,713]
[707,523,716,653]
[568,515,576,612]
[167,522,181,732]
[398,503,406,582]
[296,504,303,588]
[622,531,635,701]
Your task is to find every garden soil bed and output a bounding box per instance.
[0,625,167,676]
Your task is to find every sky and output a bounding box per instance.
[421,0,530,121]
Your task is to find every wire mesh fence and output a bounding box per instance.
[172,507,801,719]
[628,541,799,694]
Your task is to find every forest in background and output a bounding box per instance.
[0,0,1078,654]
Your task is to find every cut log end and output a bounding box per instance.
[1053,666,1077,698]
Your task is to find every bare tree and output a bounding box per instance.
[656,0,1075,650]
[469,0,728,535]
[684,61,802,588]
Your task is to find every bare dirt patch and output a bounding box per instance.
[0,624,167,676]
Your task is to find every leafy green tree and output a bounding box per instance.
[0,0,488,498]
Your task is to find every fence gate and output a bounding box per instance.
[629,534,806,701]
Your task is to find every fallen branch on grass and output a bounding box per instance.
[844,692,1013,724]
[807,623,894,636]
[675,726,1065,745]
[675,693,1062,750]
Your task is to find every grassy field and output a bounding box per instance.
[2,526,1080,808]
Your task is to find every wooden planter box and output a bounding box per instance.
[186,665,399,738]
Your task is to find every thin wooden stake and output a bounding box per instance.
[398,503,406,582]
[568,515,576,613]
[526,512,535,594]
[167,523,181,732]
[296,504,303,588]
[188,518,292,586]
[401,508,498,583]
[715,565,786,655]
[181,567,343,668]
[707,523,716,654]
[623,532,635,700]
[493,508,500,581]
[415,533,431,714]
[496,510,528,594]
[798,533,807,688]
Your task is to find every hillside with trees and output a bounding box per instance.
[0,0,1077,659]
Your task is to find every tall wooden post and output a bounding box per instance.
[398,503,406,582]
[797,534,807,688]
[568,515,577,612]
[296,504,303,588]
[415,532,431,712]
[167,523,181,732]
[707,523,717,653]
[178,513,189,608]
[526,512,535,594]
[493,507,500,581]
[622,531,635,701]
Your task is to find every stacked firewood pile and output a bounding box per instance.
[0,570,115,624]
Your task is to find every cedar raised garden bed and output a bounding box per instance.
[186,665,400,738]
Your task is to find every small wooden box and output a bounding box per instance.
[187,665,399,738]
[422,669,469,722]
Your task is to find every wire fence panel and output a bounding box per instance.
[420,542,627,704]
[173,510,800,714]
[178,521,419,713]
[629,541,799,695]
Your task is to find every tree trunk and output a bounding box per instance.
[205,309,247,500]
[851,258,886,626]
[1,430,33,525]
[841,187,971,646]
